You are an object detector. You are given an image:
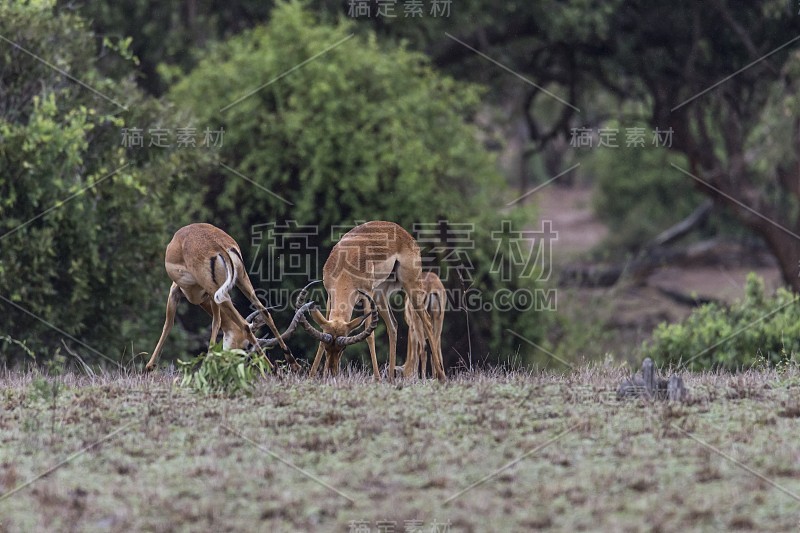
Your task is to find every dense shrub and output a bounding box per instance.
[589,140,702,250]
[169,2,502,233]
[178,344,270,396]
[169,2,547,367]
[0,2,209,365]
[1,2,550,369]
[643,274,800,370]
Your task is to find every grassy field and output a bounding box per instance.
[1,364,799,531]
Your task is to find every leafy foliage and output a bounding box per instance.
[458,210,551,364]
[28,352,68,440]
[643,274,800,371]
[0,2,210,364]
[588,133,701,250]
[0,335,36,362]
[67,0,343,95]
[170,2,502,233]
[168,2,545,366]
[178,344,270,396]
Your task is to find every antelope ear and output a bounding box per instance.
[309,306,330,327]
[345,315,367,330]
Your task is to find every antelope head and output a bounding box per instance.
[294,281,378,375]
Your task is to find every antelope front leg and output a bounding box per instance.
[362,294,382,381]
[309,342,326,378]
[238,277,300,371]
[365,331,381,381]
[418,338,427,379]
[259,308,301,371]
[404,325,418,378]
[146,283,182,371]
[374,301,397,382]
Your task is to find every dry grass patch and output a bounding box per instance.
[0,365,798,530]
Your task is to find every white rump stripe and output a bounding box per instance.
[214,252,237,304]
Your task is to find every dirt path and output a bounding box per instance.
[534,184,783,358]
[535,185,607,258]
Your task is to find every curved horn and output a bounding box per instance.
[245,309,264,331]
[295,280,320,309]
[257,302,316,347]
[293,280,335,343]
[246,305,279,331]
[335,290,379,347]
[295,280,330,327]
[297,304,334,344]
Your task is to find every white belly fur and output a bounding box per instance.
[371,253,402,295]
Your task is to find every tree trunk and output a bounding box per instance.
[757,223,800,292]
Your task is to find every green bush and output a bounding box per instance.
[588,134,702,250]
[169,1,502,233]
[178,344,270,396]
[168,2,547,367]
[0,2,209,365]
[643,273,800,370]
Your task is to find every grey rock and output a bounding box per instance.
[617,357,689,402]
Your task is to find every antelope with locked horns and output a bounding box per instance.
[146,223,304,371]
[296,221,446,382]
[404,271,446,379]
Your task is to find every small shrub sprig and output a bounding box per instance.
[178,344,270,396]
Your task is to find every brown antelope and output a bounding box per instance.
[404,271,446,379]
[146,223,301,371]
[295,221,446,382]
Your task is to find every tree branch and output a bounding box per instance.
[649,199,713,248]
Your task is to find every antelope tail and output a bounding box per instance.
[213,251,238,304]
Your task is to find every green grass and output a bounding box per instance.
[1,365,799,531]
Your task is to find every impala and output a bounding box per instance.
[403,271,446,379]
[146,223,301,371]
[296,221,446,382]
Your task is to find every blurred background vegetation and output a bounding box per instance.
[2,0,800,371]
